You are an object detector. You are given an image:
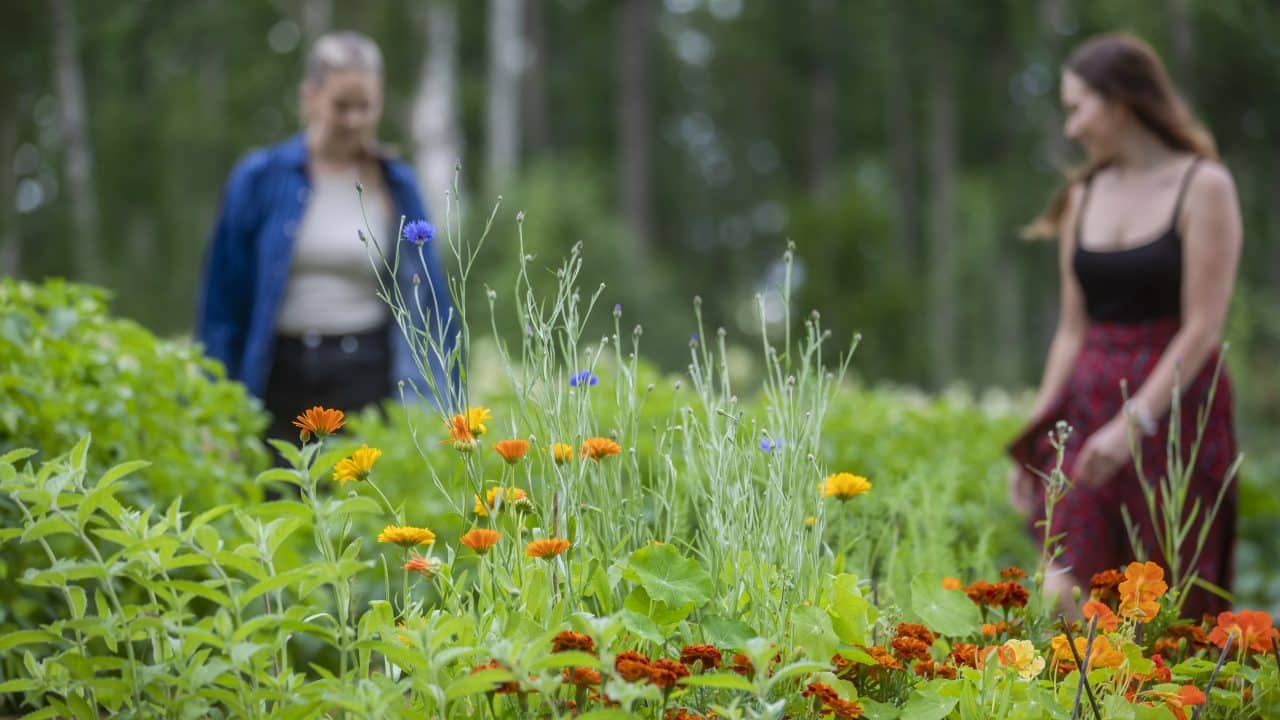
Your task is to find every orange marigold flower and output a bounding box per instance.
[562,667,601,686]
[679,644,722,670]
[1118,561,1168,623]
[982,622,1012,638]
[729,653,754,676]
[550,442,574,464]
[377,525,436,547]
[552,631,596,654]
[526,537,571,559]
[950,642,980,669]
[581,437,622,461]
[441,415,478,452]
[802,682,840,703]
[648,658,689,689]
[664,710,705,720]
[941,576,963,590]
[470,660,519,694]
[892,636,932,662]
[865,644,903,671]
[1090,568,1124,603]
[998,581,1030,609]
[293,406,345,442]
[1083,601,1121,632]
[615,651,651,682]
[332,445,381,484]
[820,472,872,501]
[1000,566,1028,580]
[1208,609,1277,654]
[913,659,937,678]
[460,528,501,554]
[896,623,937,645]
[493,438,530,464]
[474,486,529,516]
[402,553,441,577]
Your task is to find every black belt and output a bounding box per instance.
[277,326,385,355]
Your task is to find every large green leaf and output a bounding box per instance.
[625,543,711,608]
[909,572,980,637]
[828,573,875,646]
[791,605,838,664]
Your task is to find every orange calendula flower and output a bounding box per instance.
[402,554,441,577]
[820,472,872,501]
[493,438,530,464]
[550,442,575,464]
[526,537,571,559]
[441,415,478,453]
[332,445,381,485]
[293,406,345,442]
[1082,600,1120,632]
[581,437,622,461]
[460,528,501,554]
[377,525,436,548]
[1208,609,1278,654]
[474,486,529,517]
[1118,561,1168,623]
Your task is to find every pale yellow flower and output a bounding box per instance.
[1002,639,1045,679]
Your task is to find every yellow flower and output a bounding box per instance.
[332,445,381,485]
[526,537,571,559]
[1001,639,1045,679]
[804,516,817,528]
[820,472,872,501]
[460,528,502,554]
[378,525,436,548]
[292,406,345,442]
[440,415,478,453]
[465,406,492,436]
[474,486,529,517]
[551,442,574,464]
[581,437,622,461]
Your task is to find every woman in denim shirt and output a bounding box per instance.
[197,32,456,445]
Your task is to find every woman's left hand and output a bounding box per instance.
[1072,418,1132,487]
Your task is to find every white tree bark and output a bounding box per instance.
[486,0,523,186]
[52,0,101,282]
[413,0,462,221]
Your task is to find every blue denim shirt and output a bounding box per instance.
[196,133,457,405]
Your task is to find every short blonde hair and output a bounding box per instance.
[304,31,383,87]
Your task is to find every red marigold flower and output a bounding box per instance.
[552,630,596,654]
[1090,568,1124,603]
[679,644,722,670]
[729,653,754,676]
[891,636,932,662]
[895,623,937,645]
[1000,566,1028,580]
[950,642,980,669]
[648,658,689,689]
[615,651,651,682]
[469,660,519,694]
[997,581,1030,609]
[802,682,840,703]
[562,667,601,686]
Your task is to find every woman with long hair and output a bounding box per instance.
[1010,33,1241,619]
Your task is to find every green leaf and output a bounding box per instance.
[792,605,838,663]
[169,580,232,607]
[445,668,515,700]
[900,685,960,720]
[95,459,149,490]
[239,567,311,609]
[625,543,711,609]
[623,586,694,626]
[0,629,61,651]
[619,609,665,645]
[698,615,758,649]
[20,515,76,542]
[910,572,980,637]
[575,711,646,720]
[829,573,875,646]
[678,672,755,692]
[0,447,38,465]
[532,650,601,671]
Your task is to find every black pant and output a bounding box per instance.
[264,326,392,453]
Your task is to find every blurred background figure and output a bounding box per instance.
[1009,33,1240,619]
[196,30,455,447]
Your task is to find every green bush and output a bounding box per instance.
[0,278,268,630]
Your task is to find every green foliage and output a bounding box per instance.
[0,278,268,632]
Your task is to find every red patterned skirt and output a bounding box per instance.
[1007,318,1237,619]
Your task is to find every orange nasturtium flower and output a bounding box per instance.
[460,528,502,554]
[1082,601,1121,632]
[1049,634,1125,671]
[526,537,571,559]
[1146,685,1207,720]
[493,439,530,464]
[1117,561,1168,623]
[1208,610,1279,654]
[550,442,575,464]
[474,487,529,517]
[293,406,345,442]
[377,525,436,548]
[581,437,622,461]
[820,472,872,501]
[332,445,381,485]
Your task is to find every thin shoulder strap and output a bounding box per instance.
[1074,174,1097,245]
[1171,156,1202,224]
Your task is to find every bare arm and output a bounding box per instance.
[1128,163,1242,420]
[1029,183,1089,421]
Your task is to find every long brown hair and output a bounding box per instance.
[1025,33,1219,239]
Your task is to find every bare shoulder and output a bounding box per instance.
[1188,159,1237,204]
[1057,181,1087,246]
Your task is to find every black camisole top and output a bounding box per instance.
[1072,159,1199,324]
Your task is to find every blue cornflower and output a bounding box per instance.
[569,370,599,388]
[402,220,435,246]
[760,438,781,453]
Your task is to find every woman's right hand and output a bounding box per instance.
[1007,464,1037,517]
